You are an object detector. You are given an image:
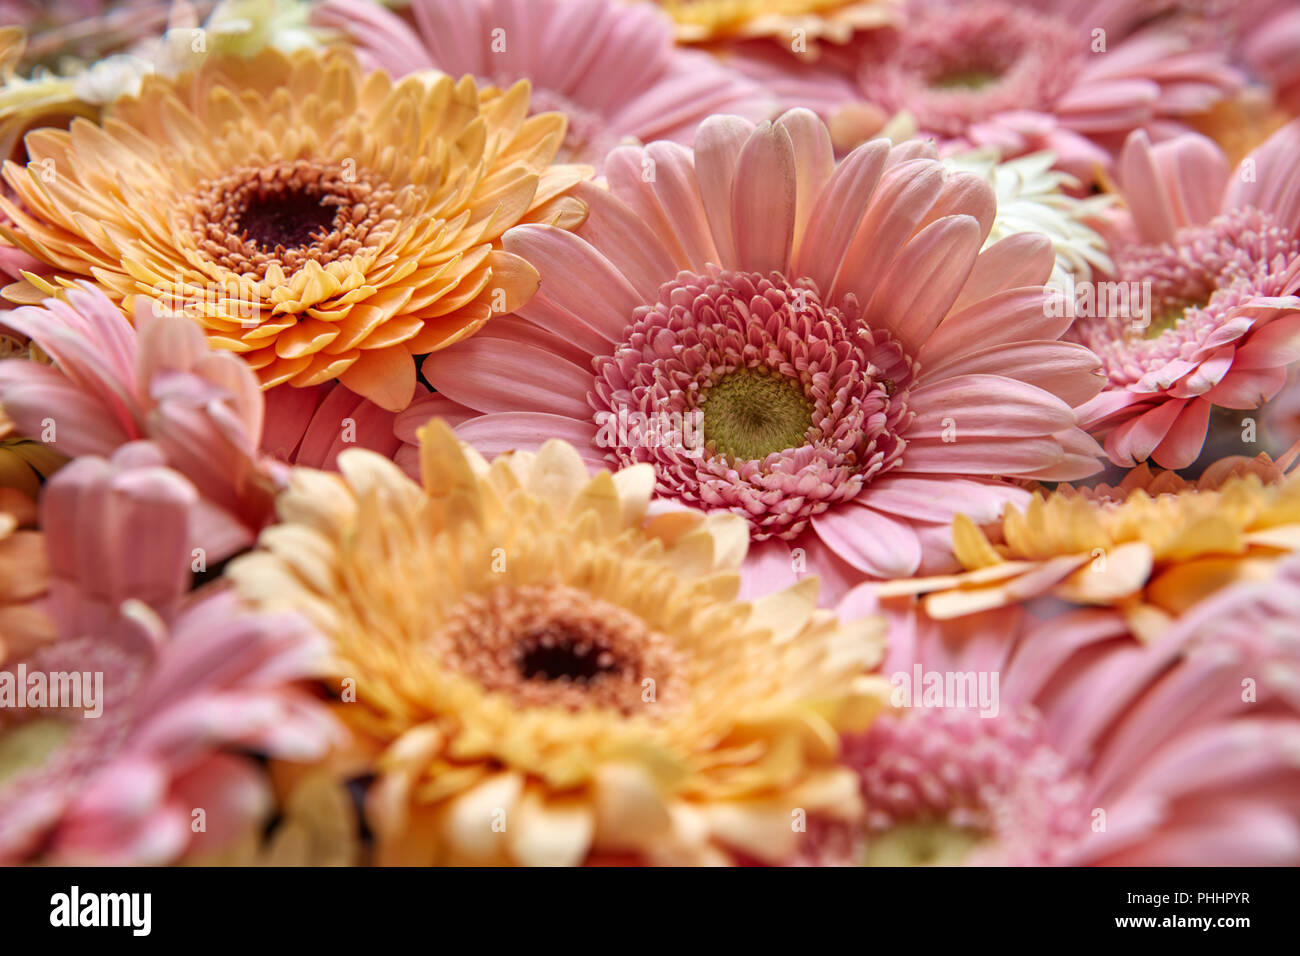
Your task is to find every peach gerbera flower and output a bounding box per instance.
[0,47,589,410]
[875,448,1300,640]
[0,484,48,665]
[228,420,888,866]
[410,110,1105,599]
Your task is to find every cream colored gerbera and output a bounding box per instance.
[655,0,895,45]
[942,148,1113,287]
[0,48,589,410]
[229,420,887,866]
[877,452,1300,640]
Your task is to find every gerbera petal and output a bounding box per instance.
[813,505,922,579]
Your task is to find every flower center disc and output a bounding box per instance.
[432,585,683,716]
[862,820,984,866]
[1068,207,1300,387]
[0,718,71,785]
[929,67,1003,91]
[192,159,395,280]
[237,187,339,251]
[590,267,917,540]
[700,367,815,462]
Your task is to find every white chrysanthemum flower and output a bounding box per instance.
[943,148,1113,287]
[70,54,154,104]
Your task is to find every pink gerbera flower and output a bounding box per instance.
[1073,121,1300,469]
[830,556,1300,866]
[0,446,338,864]
[410,111,1105,598]
[1233,0,1300,113]
[312,0,772,168]
[0,284,407,556]
[727,0,1241,178]
[0,283,273,559]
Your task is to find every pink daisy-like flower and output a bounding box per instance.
[727,0,1241,178]
[1072,121,1300,469]
[0,283,273,559]
[828,556,1300,866]
[410,111,1105,598]
[0,283,406,556]
[0,446,338,864]
[1202,0,1300,115]
[312,0,772,168]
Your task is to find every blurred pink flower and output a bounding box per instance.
[727,0,1241,178]
[312,0,772,168]
[1237,0,1300,113]
[0,447,338,864]
[831,557,1300,865]
[1073,121,1300,469]
[0,284,412,555]
[0,283,274,559]
[408,111,1104,600]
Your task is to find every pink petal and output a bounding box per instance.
[731,121,797,275]
[812,504,922,579]
[422,336,593,419]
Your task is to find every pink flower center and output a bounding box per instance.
[843,707,1090,865]
[860,2,1079,138]
[589,268,916,540]
[1069,206,1300,388]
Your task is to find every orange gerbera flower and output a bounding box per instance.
[0,48,589,410]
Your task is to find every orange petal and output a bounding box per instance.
[275,317,340,359]
[337,345,416,412]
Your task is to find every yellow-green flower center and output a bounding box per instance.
[931,68,1002,91]
[863,821,983,866]
[699,367,814,462]
[0,718,70,785]
[1140,293,1211,340]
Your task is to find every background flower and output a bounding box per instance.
[836,548,1300,865]
[650,0,895,45]
[0,447,339,864]
[942,148,1114,288]
[314,0,773,168]
[1073,121,1300,469]
[875,450,1300,641]
[0,284,275,560]
[0,484,48,665]
[724,0,1243,182]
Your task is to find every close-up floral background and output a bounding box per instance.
[0,0,1298,868]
